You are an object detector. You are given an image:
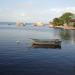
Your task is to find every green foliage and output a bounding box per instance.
[52,18,64,26]
[52,12,74,26]
[60,12,74,25]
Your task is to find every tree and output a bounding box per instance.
[51,12,74,27]
[52,18,64,26]
[60,12,74,25]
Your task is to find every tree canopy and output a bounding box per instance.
[60,12,74,25]
[52,12,74,26]
[52,18,64,26]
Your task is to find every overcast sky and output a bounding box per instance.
[0,0,75,22]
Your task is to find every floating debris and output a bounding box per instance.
[16,40,20,44]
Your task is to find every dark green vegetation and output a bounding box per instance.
[51,12,74,26]
[52,18,64,26]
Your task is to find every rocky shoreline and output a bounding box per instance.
[49,25,75,30]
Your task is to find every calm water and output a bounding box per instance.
[0,24,75,75]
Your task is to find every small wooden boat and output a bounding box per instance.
[31,39,61,48]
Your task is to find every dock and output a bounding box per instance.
[31,39,61,48]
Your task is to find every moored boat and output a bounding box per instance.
[31,39,61,48]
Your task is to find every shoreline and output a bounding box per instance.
[49,25,75,30]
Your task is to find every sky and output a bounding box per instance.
[0,0,75,22]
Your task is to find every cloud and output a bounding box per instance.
[16,2,33,9]
[0,7,75,22]
[42,7,75,20]
[19,13,32,17]
[50,7,75,14]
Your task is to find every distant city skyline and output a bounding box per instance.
[0,0,75,22]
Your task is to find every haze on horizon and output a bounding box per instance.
[0,0,75,23]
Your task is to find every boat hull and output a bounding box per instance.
[32,39,61,48]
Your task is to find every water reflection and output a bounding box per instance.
[0,24,75,75]
[60,29,75,44]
